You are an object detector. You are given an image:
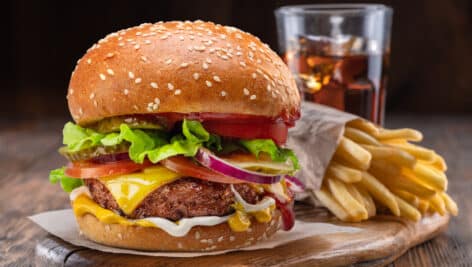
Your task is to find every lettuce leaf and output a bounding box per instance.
[63,122,104,151]
[60,120,299,169]
[239,139,300,170]
[49,167,84,193]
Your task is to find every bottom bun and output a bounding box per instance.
[75,211,281,251]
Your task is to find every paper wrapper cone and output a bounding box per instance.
[287,102,359,200]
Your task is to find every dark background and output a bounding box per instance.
[2,0,471,120]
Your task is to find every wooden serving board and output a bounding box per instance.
[34,204,449,267]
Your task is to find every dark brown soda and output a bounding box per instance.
[283,36,389,125]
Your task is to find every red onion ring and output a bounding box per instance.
[195,148,281,184]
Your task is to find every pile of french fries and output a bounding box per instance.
[314,119,458,222]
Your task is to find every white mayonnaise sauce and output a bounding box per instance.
[230,185,275,212]
[69,186,92,201]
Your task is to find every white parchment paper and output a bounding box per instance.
[287,102,359,193]
[29,209,361,257]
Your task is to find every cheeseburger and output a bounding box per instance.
[49,20,301,251]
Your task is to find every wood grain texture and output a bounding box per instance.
[1,116,471,266]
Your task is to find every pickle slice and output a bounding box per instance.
[59,143,130,162]
[88,116,164,133]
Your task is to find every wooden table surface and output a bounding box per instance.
[1,115,471,266]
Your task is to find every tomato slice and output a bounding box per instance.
[65,160,152,178]
[203,121,288,145]
[161,156,245,184]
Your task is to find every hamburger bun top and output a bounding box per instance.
[67,20,300,125]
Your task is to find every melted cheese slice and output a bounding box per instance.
[100,166,182,215]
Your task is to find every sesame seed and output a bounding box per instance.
[174,89,182,95]
[217,236,224,242]
[93,100,98,107]
[240,61,246,67]
[250,95,257,100]
[128,71,135,79]
[99,74,106,80]
[165,59,173,65]
[189,35,194,40]
[177,242,183,249]
[107,69,114,75]
[118,233,123,240]
[167,83,174,90]
[229,236,235,242]
[208,239,214,244]
[123,89,129,95]
[205,80,212,87]
[235,33,243,39]
[89,93,95,99]
[193,73,200,80]
[267,85,271,91]
[220,90,227,96]
[69,88,74,95]
[194,46,205,51]
[179,36,185,41]
[144,40,151,44]
[200,239,208,244]
[180,62,189,68]
[134,44,140,50]
[141,56,148,62]
[135,78,142,84]
[136,31,142,36]
[221,55,229,60]
[249,51,254,58]
[154,97,160,104]
[150,82,158,89]
[202,63,209,70]
[206,58,212,64]
[118,42,125,47]
[195,231,201,240]
[86,58,92,64]
[236,51,242,56]
[252,73,257,79]
[106,52,114,58]
[243,88,250,95]
[213,76,221,82]
[248,228,253,233]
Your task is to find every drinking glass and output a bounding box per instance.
[275,4,393,125]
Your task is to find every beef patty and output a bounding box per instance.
[84,178,262,221]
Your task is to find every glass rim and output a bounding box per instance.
[275,4,393,16]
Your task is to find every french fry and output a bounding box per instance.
[334,137,372,170]
[395,196,421,221]
[373,128,423,142]
[417,200,430,214]
[369,159,402,178]
[391,189,420,208]
[327,162,362,183]
[314,187,351,221]
[383,141,435,162]
[360,172,400,216]
[430,193,447,216]
[409,163,447,191]
[429,153,448,171]
[346,183,375,217]
[327,178,368,221]
[347,119,379,136]
[441,192,458,216]
[344,127,381,146]
[362,145,416,168]
[372,172,437,199]
[356,185,376,217]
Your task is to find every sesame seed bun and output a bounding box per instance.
[67,20,300,125]
[75,211,281,251]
